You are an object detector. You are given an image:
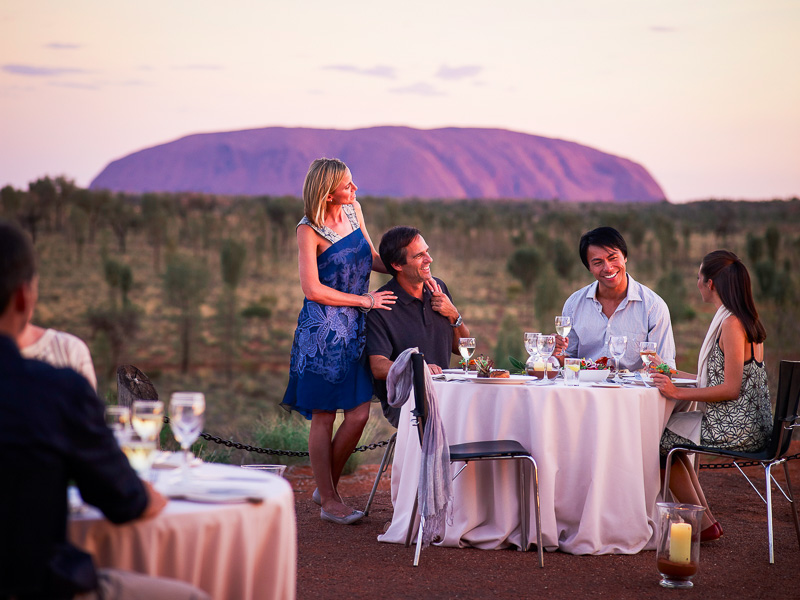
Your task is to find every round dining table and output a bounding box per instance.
[69,462,296,600]
[378,376,676,555]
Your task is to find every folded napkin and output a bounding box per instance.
[157,480,265,504]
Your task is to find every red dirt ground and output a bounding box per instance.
[285,441,800,600]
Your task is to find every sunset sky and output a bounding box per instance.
[2,0,798,202]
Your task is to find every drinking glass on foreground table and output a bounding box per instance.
[609,335,627,383]
[169,392,206,475]
[105,405,131,445]
[132,400,164,443]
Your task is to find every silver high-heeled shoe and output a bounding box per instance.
[320,508,364,525]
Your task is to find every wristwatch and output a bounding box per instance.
[451,314,463,328]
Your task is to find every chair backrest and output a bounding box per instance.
[411,353,428,445]
[769,360,800,458]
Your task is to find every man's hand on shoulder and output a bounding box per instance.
[429,279,458,320]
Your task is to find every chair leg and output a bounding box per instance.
[517,460,528,553]
[364,432,396,516]
[405,493,419,548]
[766,463,775,564]
[527,456,544,568]
[413,514,425,566]
[783,462,800,551]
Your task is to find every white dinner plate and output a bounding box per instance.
[592,382,622,388]
[468,375,537,385]
[443,369,475,375]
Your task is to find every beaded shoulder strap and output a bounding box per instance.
[297,216,341,244]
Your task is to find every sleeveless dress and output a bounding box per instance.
[661,341,773,454]
[281,204,374,419]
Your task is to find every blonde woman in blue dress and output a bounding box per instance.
[282,158,396,524]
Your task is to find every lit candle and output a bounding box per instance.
[669,522,692,564]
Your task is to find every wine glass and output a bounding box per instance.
[609,335,628,383]
[169,392,206,474]
[131,400,164,444]
[554,316,572,356]
[458,338,476,374]
[639,341,658,368]
[536,334,557,380]
[105,405,131,446]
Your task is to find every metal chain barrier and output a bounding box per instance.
[163,417,390,457]
[165,418,800,465]
[699,452,800,470]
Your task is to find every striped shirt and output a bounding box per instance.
[561,274,676,371]
[21,328,98,390]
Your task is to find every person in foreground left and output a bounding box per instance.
[0,220,210,600]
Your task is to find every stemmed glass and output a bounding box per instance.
[554,316,572,356]
[609,335,628,383]
[537,334,557,380]
[105,405,131,446]
[639,341,658,384]
[458,338,476,374]
[169,392,206,475]
[125,400,164,478]
[131,400,164,444]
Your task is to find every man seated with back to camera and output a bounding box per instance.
[0,219,209,600]
[555,226,676,371]
[366,226,470,427]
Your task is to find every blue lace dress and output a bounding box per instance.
[281,204,374,419]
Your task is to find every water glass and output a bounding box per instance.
[169,392,206,472]
[564,358,581,386]
[105,405,131,445]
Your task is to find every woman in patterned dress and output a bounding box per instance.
[653,250,771,541]
[281,158,396,524]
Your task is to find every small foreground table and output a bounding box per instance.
[69,463,296,600]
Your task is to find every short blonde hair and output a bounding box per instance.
[303,158,348,228]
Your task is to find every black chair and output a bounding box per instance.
[663,360,800,563]
[404,353,543,567]
[363,432,396,516]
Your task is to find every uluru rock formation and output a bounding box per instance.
[90,126,666,202]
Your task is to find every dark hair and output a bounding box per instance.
[0,220,37,314]
[701,250,766,344]
[579,227,628,269]
[379,226,421,277]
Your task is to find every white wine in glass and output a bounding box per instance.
[169,392,206,473]
[639,341,658,367]
[131,400,164,443]
[458,338,476,374]
[555,316,572,338]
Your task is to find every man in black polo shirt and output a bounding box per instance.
[366,226,470,426]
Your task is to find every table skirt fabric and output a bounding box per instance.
[69,466,296,600]
[378,381,673,555]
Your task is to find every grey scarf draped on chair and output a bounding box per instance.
[387,348,453,546]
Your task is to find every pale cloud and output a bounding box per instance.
[48,81,100,90]
[436,65,482,80]
[171,64,225,71]
[389,82,445,96]
[323,64,397,79]
[45,42,82,50]
[2,64,90,77]
[650,26,677,33]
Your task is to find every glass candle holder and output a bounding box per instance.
[656,502,706,589]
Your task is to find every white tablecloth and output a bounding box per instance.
[378,380,674,555]
[69,463,296,600]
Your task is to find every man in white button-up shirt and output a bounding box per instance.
[555,226,676,371]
